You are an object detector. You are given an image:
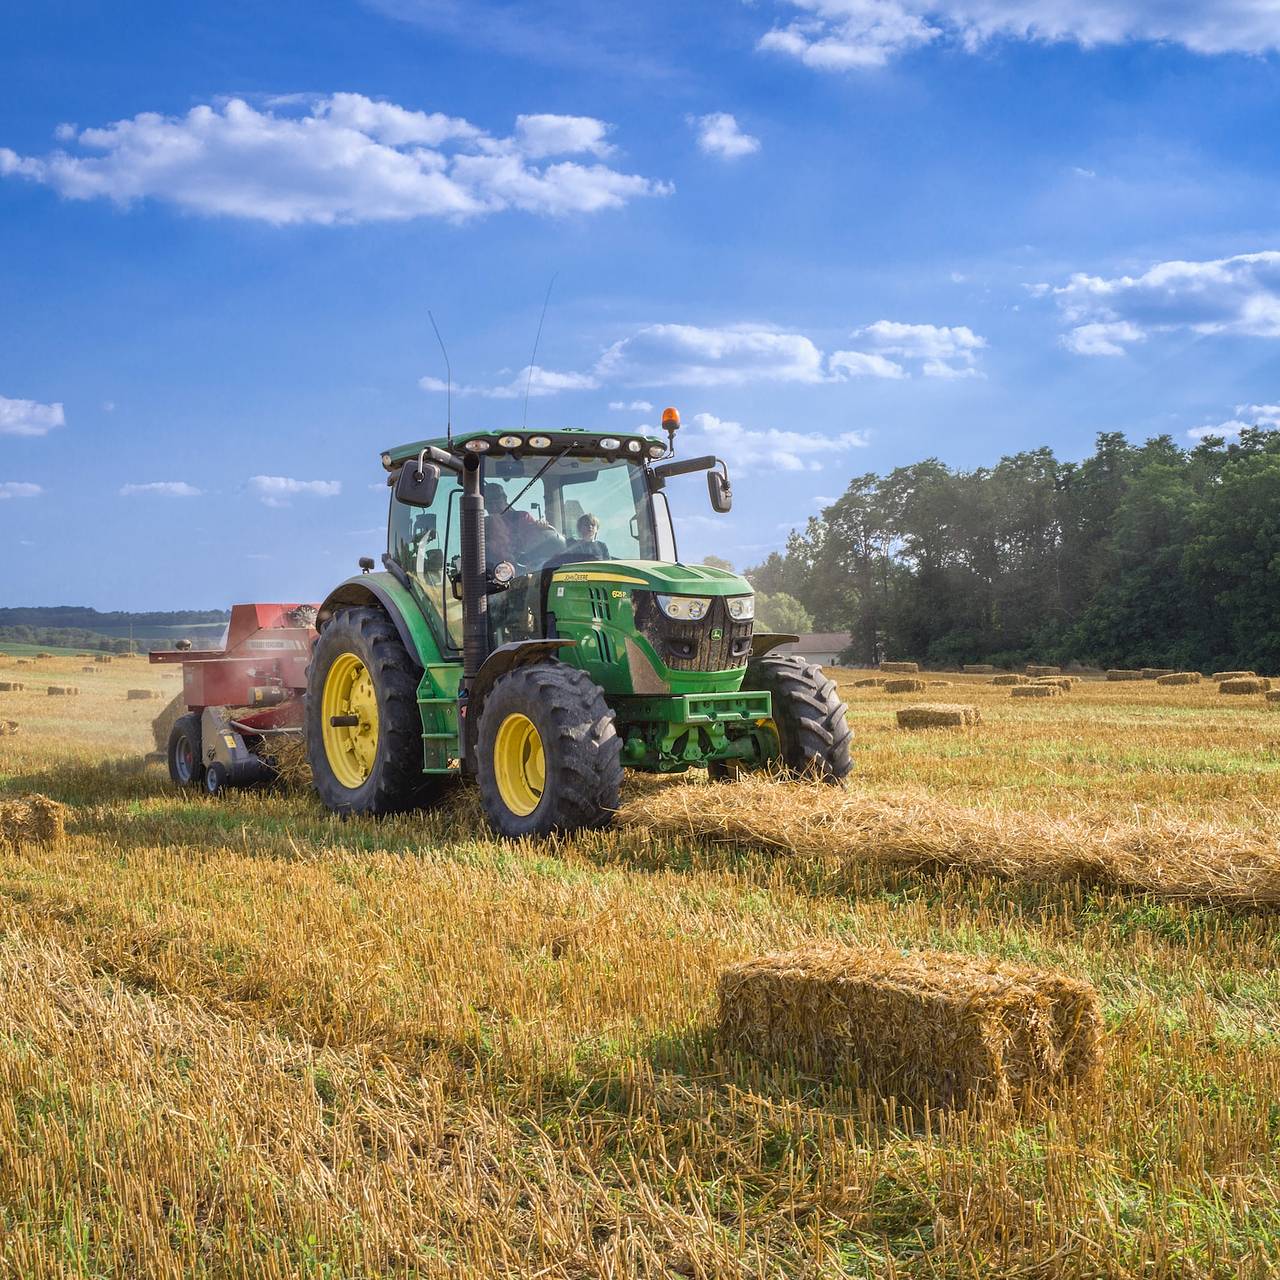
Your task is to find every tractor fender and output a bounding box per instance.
[469,640,577,717]
[316,573,432,670]
[750,632,800,658]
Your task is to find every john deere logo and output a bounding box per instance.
[710,627,723,640]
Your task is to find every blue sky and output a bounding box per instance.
[4,0,1280,609]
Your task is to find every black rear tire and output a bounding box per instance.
[476,662,622,838]
[167,714,205,788]
[748,654,853,782]
[306,606,447,816]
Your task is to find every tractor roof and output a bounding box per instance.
[381,427,667,470]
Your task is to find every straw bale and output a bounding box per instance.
[1156,672,1201,686]
[1032,678,1073,691]
[0,682,25,692]
[82,666,95,673]
[852,677,885,688]
[717,943,1103,1108]
[95,654,113,664]
[1211,671,1255,682]
[896,704,981,729]
[46,686,79,697]
[35,652,52,659]
[1140,668,1176,679]
[1026,665,1061,677]
[880,661,919,674]
[962,664,996,674]
[151,694,188,752]
[990,674,1030,686]
[15,659,31,667]
[0,720,18,736]
[1220,677,1269,695]
[883,678,927,694]
[0,794,67,847]
[1105,670,1143,682]
[1267,690,1280,703]
[126,688,161,701]
[1012,684,1059,698]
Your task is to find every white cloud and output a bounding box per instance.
[0,95,670,225]
[0,395,64,437]
[597,323,828,387]
[119,481,202,497]
[0,482,42,500]
[419,365,599,399]
[609,399,654,412]
[759,1,1280,71]
[827,350,907,379]
[685,411,869,473]
[832,319,987,378]
[1187,403,1280,440]
[249,475,341,506]
[1047,251,1280,355]
[690,113,761,160]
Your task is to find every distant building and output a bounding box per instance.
[772,632,853,667]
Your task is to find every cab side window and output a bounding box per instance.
[390,476,460,651]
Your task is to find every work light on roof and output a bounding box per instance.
[497,435,522,449]
[627,440,642,453]
[464,439,490,452]
[528,435,551,448]
[599,437,620,450]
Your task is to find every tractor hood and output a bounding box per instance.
[549,560,752,597]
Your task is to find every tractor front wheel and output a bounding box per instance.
[306,607,442,816]
[476,663,622,838]
[737,653,853,783]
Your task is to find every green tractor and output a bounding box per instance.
[307,409,852,836]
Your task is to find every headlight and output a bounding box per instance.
[726,595,754,621]
[656,594,711,621]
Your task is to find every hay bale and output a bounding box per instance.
[716,943,1103,1108]
[35,652,52,659]
[1156,672,1202,686]
[1140,668,1176,680]
[1266,690,1280,703]
[1012,684,1059,698]
[1220,677,1270,695]
[81,666,96,673]
[990,673,1030,686]
[962,664,995,674]
[151,693,188,752]
[0,720,18,736]
[880,661,919,674]
[125,688,160,701]
[896,704,981,729]
[0,681,25,692]
[1105,670,1143,682]
[1211,671,1255,682]
[1033,677,1073,691]
[45,686,79,697]
[94,654,113,664]
[15,659,32,667]
[852,677,885,688]
[883,678,927,694]
[1026,664,1061,677]
[0,794,67,847]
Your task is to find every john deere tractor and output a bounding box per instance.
[307,409,852,836]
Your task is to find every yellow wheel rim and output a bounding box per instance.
[493,713,545,817]
[320,652,380,790]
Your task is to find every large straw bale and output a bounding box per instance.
[963,664,995,674]
[1105,670,1143,682]
[1156,672,1202,686]
[1026,664,1061,677]
[1212,671,1255,681]
[15,659,31,667]
[883,678,927,694]
[95,654,113,664]
[852,677,885,688]
[1032,677,1073,692]
[880,661,919,674]
[126,688,161,701]
[0,681,25,692]
[46,685,79,697]
[717,943,1103,1108]
[151,694,188,752]
[990,674,1030,686]
[1141,668,1176,679]
[1012,684,1059,698]
[1220,677,1270,695]
[896,704,981,729]
[0,794,67,847]
[35,652,52,659]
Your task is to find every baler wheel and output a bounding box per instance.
[167,714,205,788]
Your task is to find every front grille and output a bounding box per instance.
[633,593,753,672]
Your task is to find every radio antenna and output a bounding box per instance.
[428,309,452,446]
[521,272,558,434]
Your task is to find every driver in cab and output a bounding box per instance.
[484,483,565,573]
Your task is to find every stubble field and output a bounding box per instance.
[1,652,1279,1278]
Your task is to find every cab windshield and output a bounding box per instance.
[482,453,669,574]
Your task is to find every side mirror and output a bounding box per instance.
[395,461,440,508]
[358,556,375,573]
[708,468,732,514]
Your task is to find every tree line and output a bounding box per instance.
[742,428,1280,673]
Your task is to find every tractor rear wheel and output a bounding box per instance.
[476,663,622,838]
[306,607,443,816]
[739,653,853,782]
[167,714,204,788]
